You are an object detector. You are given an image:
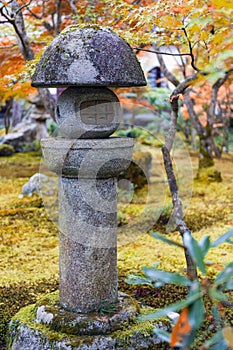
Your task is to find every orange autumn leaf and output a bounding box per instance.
[170,307,192,347]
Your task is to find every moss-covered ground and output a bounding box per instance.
[0,145,232,349]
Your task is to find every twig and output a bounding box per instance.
[182,27,200,72]
[133,47,191,57]
[15,0,33,15]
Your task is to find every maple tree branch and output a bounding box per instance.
[133,47,191,57]
[25,5,42,19]
[152,43,181,87]
[207,70,233,137]
[67,0,77,15]
[55,0,62,34]
[162,96,198,281]
[182,27,200,72]
[0,4,12,21]
[15,0,33,15]
[0,44,17,49]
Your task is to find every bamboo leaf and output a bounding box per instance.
[125,274,152,286]
[150,232,183,248]
[188,294,205,330]
[138,292,202,321]
[183,231,206,274]
[214,261,233,285]
[142,267,192,287]
[153,328,171,343]
[211,228,233,247]
[199,235,211,256]
[209,287,228,302]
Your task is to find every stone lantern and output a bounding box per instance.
[8,27,165,349]
[33,26,146,314]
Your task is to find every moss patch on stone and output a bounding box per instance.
[8,302,168,349]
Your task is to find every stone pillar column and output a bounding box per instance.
[41,137,134,313]
[58,176,118,313]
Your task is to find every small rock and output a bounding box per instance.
[19,173,56,198]
[0,143,14,156]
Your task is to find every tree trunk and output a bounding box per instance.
[10,0,56,121]
[4,98,13,134]
[199,133,214,169]
[11,0,34,61]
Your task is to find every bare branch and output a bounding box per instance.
[182,27,200,72]
[0,4,12,21]
[55,0,62,34]
[67,0,77,15]
[148,43,181,87]
[164,97,179,152]
[133,47,191,57]
[162,95,198,280]
[0,44,17,49]
[15,0,33,15]
[11,0,34,60]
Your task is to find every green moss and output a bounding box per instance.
[37,290,59,307]
[9,303,166,349]
[195,166,222,183]
[12,304,37,324]
[1,148,233,349]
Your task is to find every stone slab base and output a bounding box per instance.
[7,292,168,350]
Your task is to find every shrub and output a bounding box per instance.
[126,228,233,349]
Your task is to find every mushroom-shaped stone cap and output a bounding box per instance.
[32,26,147,88]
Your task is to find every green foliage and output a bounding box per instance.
[116,126,164,147]
[143,88,172,114]
[126,228,233,348]
[46,119,58,137]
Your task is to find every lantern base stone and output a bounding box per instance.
[7,291,168,350]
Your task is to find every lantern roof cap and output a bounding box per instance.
[32,26,147,88]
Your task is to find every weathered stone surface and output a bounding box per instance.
[56,87,121,139]
[8,297,167,350]
[31,27,146,88]
[0,123,37,152]
[35,291,138,335]
[58,176,118,312]
[41,136,134,313]
[41,137,134,178]
[19,173,56,198]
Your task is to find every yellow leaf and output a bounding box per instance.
[161,15,182,28]
[200,31,209,41]
[212,0,233,9]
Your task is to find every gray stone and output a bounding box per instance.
[19,173,56,198]
[41,137,134,179]
[56,87,121,139]
[0,123,36,152]
[31,27,146,88]
[35,291,138,335]
[8,296,168,350]
[41,137,134,313]
[30,105,50,139]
